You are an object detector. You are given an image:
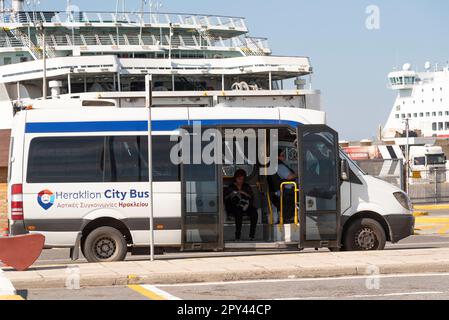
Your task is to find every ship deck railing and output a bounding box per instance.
[0,11,248,32]
[0,32,270,55]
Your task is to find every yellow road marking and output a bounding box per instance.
[128,285,180,300]
[415,225,440,230]
[413,211,429,217]
[128,285,181,300]
[0,295,24,300]
[415,218,449,224]
[414,205,449,211]
[437,225,449,235]
[128,285,167,300]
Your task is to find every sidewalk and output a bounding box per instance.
[4,248,449,290]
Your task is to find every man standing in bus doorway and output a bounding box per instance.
[275,149,298,224]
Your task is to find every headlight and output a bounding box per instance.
[394,192,412,211]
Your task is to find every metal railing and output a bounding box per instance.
[2,11,248,30]
[356,159,404,190]
[279,182,299,226]
[5,28,42,59]
[408,168,449,204]
[356,159,449,204]
[0,32,269,56]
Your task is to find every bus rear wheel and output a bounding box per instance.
[343,218,386,251]
[83,227,128,263]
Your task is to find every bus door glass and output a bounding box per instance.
[181,127,223,251]
[297,125,341,249]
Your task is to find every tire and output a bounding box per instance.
[343,218,386,251]
[83,227,128,263]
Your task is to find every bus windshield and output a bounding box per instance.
[339,148,366,175]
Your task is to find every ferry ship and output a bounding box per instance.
[0,0,322,180]
[383,62,449,141]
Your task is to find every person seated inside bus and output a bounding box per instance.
[271,149,298,224]
[224,169,258,241]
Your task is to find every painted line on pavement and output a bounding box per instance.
[0,295,24,300]
[156,272,449,288]
[415,205,449,211]
[414,216,449,235]
[414,225,439,230]
[0,269,20,300]
[437,225,449,235]
[128,285,181,300]
[388,241,449,247]
[415,217,449,223]
[413,211,429,217]
[277,291,445,300]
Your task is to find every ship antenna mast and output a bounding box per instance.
[115,0,127,15]
[139,0,146,43]
[0,0,4,23]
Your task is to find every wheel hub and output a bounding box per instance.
[355,228,376,250]
[94,237,116,259]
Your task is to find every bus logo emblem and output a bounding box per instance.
[38,190,55,210]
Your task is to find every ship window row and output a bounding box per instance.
[423,88,444,92]
[432,122,449,131]
[398,97,444,106]
[410,98,444,104]
[390,76,416,86]
[396,111,449,119]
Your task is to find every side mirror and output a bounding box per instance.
[340,159,350,181]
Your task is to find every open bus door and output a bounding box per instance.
[180,127,224,251]
[297,125,341,250]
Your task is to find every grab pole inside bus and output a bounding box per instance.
[146,74,155,262]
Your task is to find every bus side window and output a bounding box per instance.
[27,137,106,183]
[109,136,149,182]
[108,135,180,183]
[152,136,180,182]
[27,135,180,184]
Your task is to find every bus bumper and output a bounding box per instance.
[9,220,29,236]
[385,214,415,243]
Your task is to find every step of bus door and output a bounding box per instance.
[272,224,300,242]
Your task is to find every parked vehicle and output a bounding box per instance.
[8,98,415,262]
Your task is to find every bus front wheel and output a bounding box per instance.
[83,227,128,263]
[343,218,386,251]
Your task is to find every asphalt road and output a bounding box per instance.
[23,272,449,300]
[33,234,449,266]
[17,234,449,300]
[14,211,449,300]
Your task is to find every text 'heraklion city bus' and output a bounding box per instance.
[8,99,415,262]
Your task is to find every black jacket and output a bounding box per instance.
[224,182,254,206]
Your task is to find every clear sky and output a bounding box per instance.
[29,0,449,140]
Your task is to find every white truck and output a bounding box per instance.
[410,145,447,180]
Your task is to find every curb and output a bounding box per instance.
[7,261,449,290]
[0,270,20,300]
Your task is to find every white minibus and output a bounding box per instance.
[8,100,415,262]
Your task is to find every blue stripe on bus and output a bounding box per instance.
[25,119,302,133]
